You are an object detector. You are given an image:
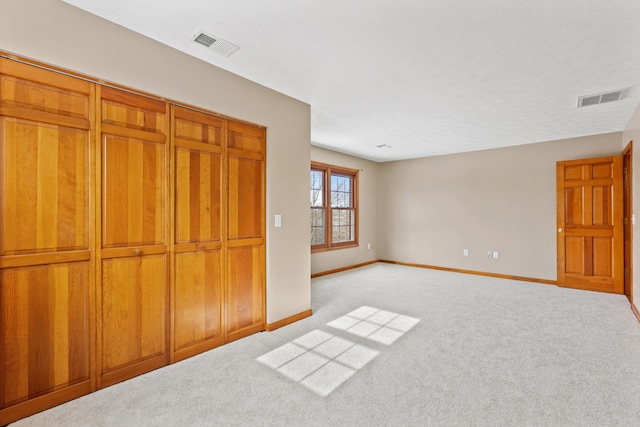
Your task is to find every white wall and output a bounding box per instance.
[378,133,623,281]
[1,0,311,323]
[310,146,379,275]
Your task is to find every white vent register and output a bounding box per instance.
[192,30,239,57]
[578,88,628,108]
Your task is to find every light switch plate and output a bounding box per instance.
[275,214,282,227]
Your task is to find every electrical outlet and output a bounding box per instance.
[463,248,469,256]
[493,251,499,259]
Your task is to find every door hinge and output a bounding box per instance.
[624,167,628,174]
[624,217,628,225]
[624,268,628,276]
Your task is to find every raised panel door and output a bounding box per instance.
[225,245,265,341]
[171,106,224,362]
[99,254,167,387]
[0,263,91,409]
[225,121,265,342]
[102,135,165,247]
[0,58,94,425]
[173,250,222,360]
[97,86,169,388]
[174,147,221,244]
[0,118,89,255]
[228,156,263,240]
[557,156,624,293]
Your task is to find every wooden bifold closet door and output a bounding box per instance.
[170,108,267,358]
[225,121,266,342]
[0,56,266,424]
[0,59,95,424]
[96,87,170,388]
[170,106,224,362]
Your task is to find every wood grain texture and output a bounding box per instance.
[100,255,167,374]
[97,86,169,387]
[100,86,166,134]
[265,309,313,332]
[174,148,221,244]
[0,59,91,121]
[225,245,265,341]
[227,121,265,157]
[225,122,265,342]
[0,57,95,423]
[631,302,640,324]
[102,135,165,247]
[1,118,89,255]
[557,156,624,293]
[1,55,267,422]
[623,142,633,302]
[311,260,380,278]
[173,107,222,147]
[173,250,223,352]
[0,263,90,408]
[379,260,557,285]
[171,107,225,362]
[228,157,263,240]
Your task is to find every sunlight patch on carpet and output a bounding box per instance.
[256,306,420,397]
[256,330,378,396]
[327,306,420,345]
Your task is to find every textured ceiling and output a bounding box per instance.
[63,0,640,162]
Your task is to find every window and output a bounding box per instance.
[310,162,358,251]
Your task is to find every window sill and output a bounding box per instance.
[311,242,359,253]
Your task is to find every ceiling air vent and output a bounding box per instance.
[578,88,629,108]
[192,30,239,57]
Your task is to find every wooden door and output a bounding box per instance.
[225,121,265,342]
[0,59,94,424]
[171,106,224,362]
[557,156,624,293]
[623,143,633,301]
[97,87,169,388]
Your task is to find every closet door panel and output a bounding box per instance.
[0,118,89,255]
[0,56,271,424]
[171,106,224,362]
[174,148,221,244]
[225,122,265,342]
[100,255,166,372]
[227,156,263,240]
[100,88,166,135]
[102,135,165,247]
[0,58,94,425]
[0,262,90,408]
[173,250,222,354]
[0,59,90,128]
[97,87,168,388]
[225,245,264,341]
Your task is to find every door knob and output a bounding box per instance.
[558,227,564,232]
